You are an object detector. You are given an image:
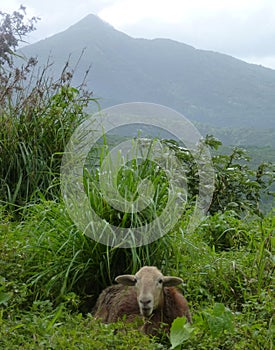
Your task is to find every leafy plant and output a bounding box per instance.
[202,303,234,338]
[169,317,194,349]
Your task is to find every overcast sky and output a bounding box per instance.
[2,0,275,69]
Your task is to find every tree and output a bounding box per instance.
[0,5,39,67]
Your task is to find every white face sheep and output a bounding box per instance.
[94,266,192,335]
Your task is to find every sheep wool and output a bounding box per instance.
[94,266,191,335]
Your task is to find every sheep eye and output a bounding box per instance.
[158,279,163,284]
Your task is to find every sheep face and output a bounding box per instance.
[115,266,183,318]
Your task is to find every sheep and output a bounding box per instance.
[94,266,192,335]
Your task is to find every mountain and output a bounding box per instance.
[21,14,275,130]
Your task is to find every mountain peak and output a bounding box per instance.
[75,14,111,26]
[67,13,115,33]
[22,14,275,130]
[65,13,131,41]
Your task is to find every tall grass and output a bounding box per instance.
[0,57,96,210]
[16,200,180,304]
[84,137,171,231]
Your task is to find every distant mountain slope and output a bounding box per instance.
[22,14,275,129]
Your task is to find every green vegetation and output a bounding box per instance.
[1,7,274,350]
[1,200,274,349]
[0,308,162,349]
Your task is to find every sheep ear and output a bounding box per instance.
[163,276,183,286]
[115,274,137,286]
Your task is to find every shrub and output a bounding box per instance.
[165,135,274,216]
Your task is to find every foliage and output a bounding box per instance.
[169,317,194,349]
[0,304,164,350]
[165,135,274,216]
[169,303,235,349]
[0,6,39,66]
[0,10,97,210]
[169,297,274,349]
[84,138,172,230]
[0,199,185,313]
[1,204,274,349]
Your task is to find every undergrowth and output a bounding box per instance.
[1,203,274,349]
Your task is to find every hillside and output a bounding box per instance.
[21,14,275,130]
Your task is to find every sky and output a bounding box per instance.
[2,0,275,69]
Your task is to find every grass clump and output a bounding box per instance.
[0,8,97,210]
[0,63,95,210]
[0,199,185,312]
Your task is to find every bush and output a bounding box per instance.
[165,135,274,216]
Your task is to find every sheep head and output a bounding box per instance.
[115,266,183,317]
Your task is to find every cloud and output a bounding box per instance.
[98,0,269,27]
[98,0,275,68]
[99,0,275,52]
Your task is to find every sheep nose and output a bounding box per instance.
[140,299,152,306]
